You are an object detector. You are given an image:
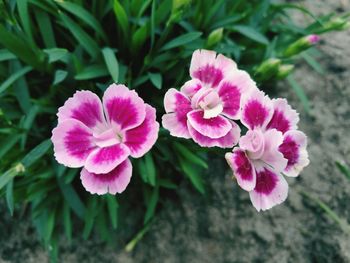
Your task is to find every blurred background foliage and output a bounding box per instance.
[0,0,348,260]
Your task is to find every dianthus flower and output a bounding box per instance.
[225,89,309,211]
[51,84,159,195]
[162,49,256,148]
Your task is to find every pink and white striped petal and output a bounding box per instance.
[249,166,288,212]
[162,88,192,138]
[188,121,240,148]
[51,119,96,168]
[267,98,299,134]
[85,143,130,174]
[190,49,237,88]
[80,159,132,195]
[261,129,288,173]
[217,70,256,119]
[279,130,309,177]
[225,148,256,191]
[124,105,159,158]
[241,90,273,130]
[103,84,146,131]
[180,79,203,99]
[57,90,106,132]
[187,110,232,139]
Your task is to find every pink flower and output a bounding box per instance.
[225,89,309,211]
[51,84,159,195]
[162,49,256,148]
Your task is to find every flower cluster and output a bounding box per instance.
[51,49,309,211]
[52,84,159,195]
[162,49,309,211]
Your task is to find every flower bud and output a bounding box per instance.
[283,34,320,57]
[255,58,281,82]
[320,17,350,32]
[206,28,224,47]
[276,64,294,80]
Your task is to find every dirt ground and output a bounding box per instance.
[1,1,350,262]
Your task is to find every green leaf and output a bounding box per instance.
[0,25,46,70]
[232,25,269,45]
[21,139,52,168]
[106,195,118,229]
[0,134,21,159]
[10,60,32,112]
[150,0,156,48]
[178,156,205,194]
[145,153,156,186]
[301,52,324,74]
[335,161,350,181]
[102,47,119,82]
[173,143,208,169]
[34,9,56,48]
[159,178,177,189]
[53,70,68,86]
[83,197,98,239]
[286,75,310,113]
[131,24,149,53]
[161,31,203,51]
[57,176,86,219]
[56,0,107,41]
[0,165,23,192]
[0,66,32,94]
[113,0,129,37]
[63,203,72,242]
[75,64,109,80]
[148,72,162,90]
[43,48,68,63]
[0,49,16,62]
[17,0,35,45]
[59,13,100,58]
[6,180,14,216]
[44,209,56,244]
[144,186,159,224]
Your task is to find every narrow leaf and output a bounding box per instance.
[144,186,159,224]
[75,64,109,80]
[0,49,16,62]
[6,180,14,216]
[113,0,129,37]
[53,70,68,86]
[173,143,208,169]
[286,75,310,113]
[145,153,156,186]
[59,13,99,58]
[148,72,162,90]
[102,47,119,82]
[106,195,118,229]
[161,32,202,51]
[21,139,52,168]
[0,66,32,94]
[232,25,269,45]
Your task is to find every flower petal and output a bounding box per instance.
[267,98,299,134]
[51,119,96,168]
[80,159,132,195]
[180,79,203,99]
[188,120,240,148]
[162,88,192,138]
[279,130,309,177]
[85,143,130,174]
[57,90,106,132]
[249,166,288,212]
[187,109,232,139]
[225,148,256,191]
[124,105,159,158]
[241,89,273,130]
[261,129,288,172]
[103,84,146,131]
[190,49,237,88]
[217,70,256,119]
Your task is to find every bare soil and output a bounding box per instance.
[1,0,350,262]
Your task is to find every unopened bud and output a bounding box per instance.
[207,28,224,47]
[276,64,294,80]
[283,34,320,57]
[255,58,281,82]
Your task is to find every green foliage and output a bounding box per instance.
[0,0,347,260]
